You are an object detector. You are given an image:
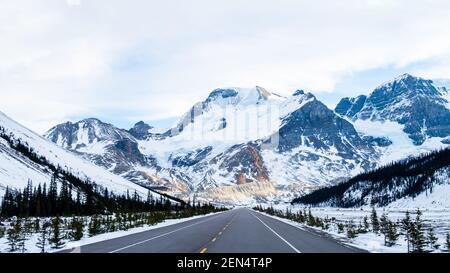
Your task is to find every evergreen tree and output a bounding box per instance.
[297,211,305,223]
[34,218,40,233]
[35,184,43,217]
[49,216,65,249]
[59,181,71,216]
[69,217,84,241]
[410,209,426,253]
[48,175,58,216]
[337,223,345,234]
[363,216,370,232]
[346,220,357,239]
[401,211,413,253]
[6,219,23,252]
[323,216,330,230]
[385,221,399,247]
[307,209,315,226]
[427,227,439,251]
[36,221,50,253]
[23,218,33,236]
[446,234,450,252]
[379,214,389,245]
[18,225,27,253]
[371,207,380,233]
[88,215,101,237]
[0,226,5,239]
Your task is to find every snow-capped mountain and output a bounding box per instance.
[45,86,383,203]
[144,86,380,198]
[44,118,188,192]
[336,74,450,145]
[45,118,147,172]
[44,74,450,204]
[0,111,167,201]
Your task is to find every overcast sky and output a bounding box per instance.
[1,0,450,133]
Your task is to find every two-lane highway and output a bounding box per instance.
[61,208,364,253]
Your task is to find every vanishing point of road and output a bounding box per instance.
[61,208,365,253]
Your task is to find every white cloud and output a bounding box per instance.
[0,0,450,133]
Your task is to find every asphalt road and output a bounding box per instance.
[61,208,364,253]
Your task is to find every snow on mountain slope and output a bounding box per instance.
[0,137,50,192]
[167,86,286,140]
[46,86,381,203]
[293,148,450,208]
[139,87,310,159]
[260,96,380,199]
[133,87,303,197]
[434,79,450,109]
[44,118,133,152]
[43,75,450,204]
[386,180,450,209]
[44,117,185,192]
[136,87,372,200]
[351,119,448,165]
[0,111,162,199]
[45,119,145,170]
[336,74,450,146]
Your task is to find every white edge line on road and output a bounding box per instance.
[249,211,301,253]
[108,212,230,253]
[252,209,365,253]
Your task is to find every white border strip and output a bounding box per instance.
[250,211,301,253]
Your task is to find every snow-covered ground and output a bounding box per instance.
[0,211,225,253]
[265,204,450,253]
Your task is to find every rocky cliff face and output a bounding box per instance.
[128,121,154,140]
[336,74,450,145]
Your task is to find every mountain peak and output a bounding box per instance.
[45,117,133,149]
[395,73,416,81]
[206,88,239,102]
[377,73,433,90]
[381,73,421,85]
[203,86,280,108]
[128,121,154,140]
[133,121,152,128]
[81,117,102,123]
[293,89,305,96]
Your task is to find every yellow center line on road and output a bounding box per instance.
[108,210,231,253]
[198,211,239,253]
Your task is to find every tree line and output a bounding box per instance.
[0,125,198,217]
[292,147,450,207]
[0,177,190,217]
[0,182,227,252]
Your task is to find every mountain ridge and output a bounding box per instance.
[43,74,450,204]
[0,111,174,203]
